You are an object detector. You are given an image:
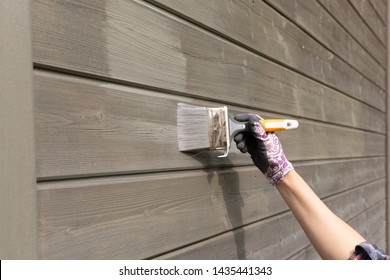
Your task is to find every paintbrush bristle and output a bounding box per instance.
[177,103,228,152]
[177,103,210,151]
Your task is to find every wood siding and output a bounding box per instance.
[31,0,388,259]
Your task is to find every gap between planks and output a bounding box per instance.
[33,68,387,133]
[145,0,386,90]
[263,0,386,83]
[31,0,384,114]
[151,181,386,259]
[36,153,387,184]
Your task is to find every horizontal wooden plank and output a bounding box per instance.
[288,245,320,260]
[36,167,285,259]
[37,160,385,259]
[34,71,386,179]
[150,0,387,79]
[369,0,387,24]
[348,200,386,239]
[34,68,386,136]
[350,0,387,45]
[158,210,309,259]
[156,179,385,259]
[295,157,386,198]
[152,0,385,87]
[290,228,387,259]
[264,0,385,88]
[324,187,386,222]
[289,200,387,259]
[289,226,386,259]
[318,0,386,67]
[345,202,386,250]
[368,222,387,250]
[31,0,386,112]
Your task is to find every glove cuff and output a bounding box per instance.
[267,160,294,186]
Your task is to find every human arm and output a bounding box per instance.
[234,114,366,259]
[275,170,365,259]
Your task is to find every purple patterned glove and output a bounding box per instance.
[234,114,293,186]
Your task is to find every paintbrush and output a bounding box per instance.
[177,103,298,157]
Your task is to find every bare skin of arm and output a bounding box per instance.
[276,170,366,260]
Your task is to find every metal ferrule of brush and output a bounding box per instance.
[207,106,228,152]
[216,107,248,158]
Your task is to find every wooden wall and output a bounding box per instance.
[30,0,388,259]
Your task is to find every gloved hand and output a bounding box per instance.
[234,114,293,186]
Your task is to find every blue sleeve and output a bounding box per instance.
[349,242,390,260]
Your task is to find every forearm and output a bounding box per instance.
[276,170,365,260]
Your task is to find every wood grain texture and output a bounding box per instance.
[155,179,386,259]
[289,201,387,259]
[158,210,309,259]
[288,245,321,260]
[348,200,387,240]
[150,0,387,84]
[351,210,387,252]
[265,0,385,89]
[31,0,386,112]
[34,71,386,179]
[150,0,386,84]
[369,0,387,24]
[31,0,389,260]
[37,160,385,259]
[350,0,387,45]
[369,224,387,251]
[0,0,37,259]
[318,0,386,67]
[294,158,386,198]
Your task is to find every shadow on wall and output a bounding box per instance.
[190,152,247,259]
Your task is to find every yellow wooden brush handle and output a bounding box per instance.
[260,119,299,132]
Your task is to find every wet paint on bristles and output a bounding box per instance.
[177,103,227,152]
